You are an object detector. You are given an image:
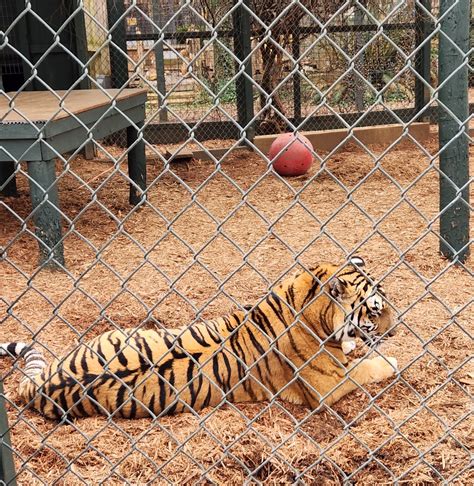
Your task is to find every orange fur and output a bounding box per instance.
[3,260,398,420]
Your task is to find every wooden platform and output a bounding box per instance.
[0,88,147,124]
[0,88,148,268]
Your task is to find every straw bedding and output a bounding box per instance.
[0,132,472,484]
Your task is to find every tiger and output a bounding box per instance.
[0,256,398,420]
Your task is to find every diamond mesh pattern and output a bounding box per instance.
[0,0,472,484]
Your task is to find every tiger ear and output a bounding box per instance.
[329,278,346,300]
[350,256,365,267]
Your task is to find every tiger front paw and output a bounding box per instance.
[342,340,357,355]
[371,356,398,382]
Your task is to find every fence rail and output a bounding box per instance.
[119,12,432,141]
[0,0,472,484]
[98,3,474,144]
[98,0,442,142]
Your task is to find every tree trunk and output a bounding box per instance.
[259,41,286,133]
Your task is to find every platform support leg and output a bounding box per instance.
[27,159,64,267]
[0,161,18,197]
[127,121,147,206]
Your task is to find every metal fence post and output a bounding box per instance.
[74,5,97,159]
[354,1,366,112]
[151,0,168,122]
[415,0,432,117]
[0,381,16,486]
[106,0,129,88]
[438,0,470,262]
[232,0,255,142]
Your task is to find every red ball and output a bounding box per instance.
[268,132,314,177]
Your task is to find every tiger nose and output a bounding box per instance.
[388,327,397,337]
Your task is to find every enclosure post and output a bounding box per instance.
[0,162,18,197]
[75,5,96,159]
[232,0,255,143]
[438,0,470,262]
[292,29,302,124]
[106,0,129,88]
[415,0,432,116]
[150,0,168,122]
[0,379,17,486]
[74,4,90,90]
[354,1,366,112]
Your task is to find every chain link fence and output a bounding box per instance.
[0,0,472,484]
[80,0,440,142]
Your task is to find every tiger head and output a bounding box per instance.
[301,257,397,349]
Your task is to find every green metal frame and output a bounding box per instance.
[415,0,432,116]
[232,0,255,142]
[106,0,129,89]
[150,1,168,123]
[438,0,470,262]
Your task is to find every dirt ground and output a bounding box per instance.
[0,130,472,485]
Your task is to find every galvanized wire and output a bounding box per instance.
[0,0,472,484]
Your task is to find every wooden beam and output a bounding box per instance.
[253,122,431,155]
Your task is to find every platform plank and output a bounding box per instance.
[0,88,148,124]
